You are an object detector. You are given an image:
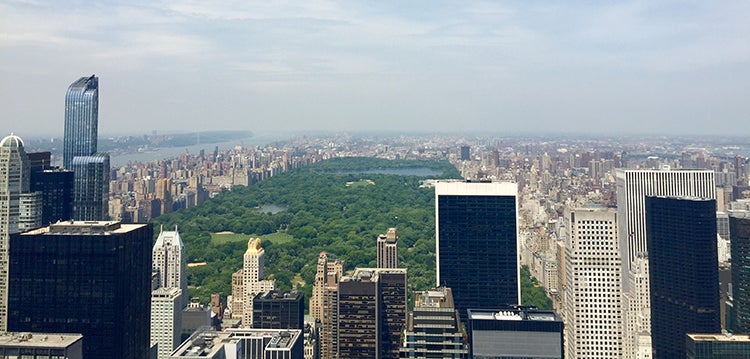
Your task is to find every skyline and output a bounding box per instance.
[1,1,749,137]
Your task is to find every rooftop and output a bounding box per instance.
[23,221,148,235]
[468,308,562,322]
[171,327,301,358]
[688,333,750,342]
[0,332,82,349]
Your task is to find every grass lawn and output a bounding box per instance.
[210,231,296,246]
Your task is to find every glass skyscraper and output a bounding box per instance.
[729,210,750,333]
[646,196,720,359]
[71,153,110,221]
[64,75,98,170]
[435,181,519,323]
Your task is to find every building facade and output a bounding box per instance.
[30,168,74,226]
[377,227,399,269]
[467,308,564,359]
[171,327,304,359]
[399,287,469,358]
[153,226,188,307]
[646,196,720,359]
[151,287,183,359]
[0,134,40,332]
[71,153,110,221]
[562,208,623,358]
[686,333,750,359]
[63,75,98,169]
[729,210,750,334]
[435,181,519,323]
[243,238,275,327]
[252,290,304,330]
[8,221,152,359]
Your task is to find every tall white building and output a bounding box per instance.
[152,226,187,307]
[151,287,182,359]
[377,227,398,268]
[563,208,623,358]
[0,134,40,332]
[615,168,714,359]
[242,238,275,327]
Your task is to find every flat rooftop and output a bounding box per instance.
[688,333,750,342]
[0,332,83,348]
[172,327,301,357]
[23,221,148,235]
[468,308,562,322]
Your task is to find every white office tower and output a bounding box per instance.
[151,287,182,359]
[616,168,714,359]
[563,208,623,359]
[152,226,188,307]
[242,238,275,327]
[0,134,40,333]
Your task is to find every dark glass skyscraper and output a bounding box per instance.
[8,221,152,359]
[64,75,98,170]
[646,196,720,359]
[252,290,304,330]
[71,153,110,221]
[435,181,519,323]
[729,210,750,333]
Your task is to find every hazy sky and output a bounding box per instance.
[1,0,749,137]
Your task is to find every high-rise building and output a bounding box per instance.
[399,286,469,358]
[152,226,188,307]
[252,290,304,330]
[71,153,110,220]
[243,238,275,327]
[30,167,74,226]
[466,308,564,359]
[729,210,750,333]
[0,332,83,358]
[151,287,182,359]
[310,252,343,359]
[435,181,519,322]
[686,333,750,359]
[616,169,715,282]
[0,134,41,332]
[8,221,152,359]
[377,227,399,269]
[63,75,98,169]
[337,268,407,359]
[646,196,720,358]
[562,208,623,358]
[231,269,245,320]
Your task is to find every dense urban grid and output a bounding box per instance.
[2,75,750,358]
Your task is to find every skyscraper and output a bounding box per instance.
[337,268,407,359]
[8,221,152,359]
[435,180,519,322]
[0,134,41,332]
[243,238,275,327]
[399,287,469,358]
[151,287,182,359]
[310,252,343,359]
[562,208,623,358]
[64,75,98,169]
[71,153,110,221]
[152,226,188,307]
[377,227,398,269]
[252,290,304,330]
[466,308,564,359]
[729,210,750,333]
[646,196,720,358]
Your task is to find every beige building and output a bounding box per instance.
[151,287,182,359]
[563,208,623,359]
[309,252,343,359]
[242,238,275,327]
[377,227,399,268]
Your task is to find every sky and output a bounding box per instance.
[1,0,749,137]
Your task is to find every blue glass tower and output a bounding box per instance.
[71,153,110,221]
[435,181,519,323]
[646,196,720,359]
[64,75,98,169]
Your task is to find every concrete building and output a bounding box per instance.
[243,238,275,327]
[435,181,519,323]
[0,332,83,359]
[399,287,469,358]
[646,196,720,358]
[153,226,188,307]
[467,308,564,359]
[231,269,245,320]
[309,252,343,359]
[377,227,399,269]
[152,287,183,359]
[8,221,152,359]
[0,134,41,332]
[170,326,303,359]
[562,208,623,358]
